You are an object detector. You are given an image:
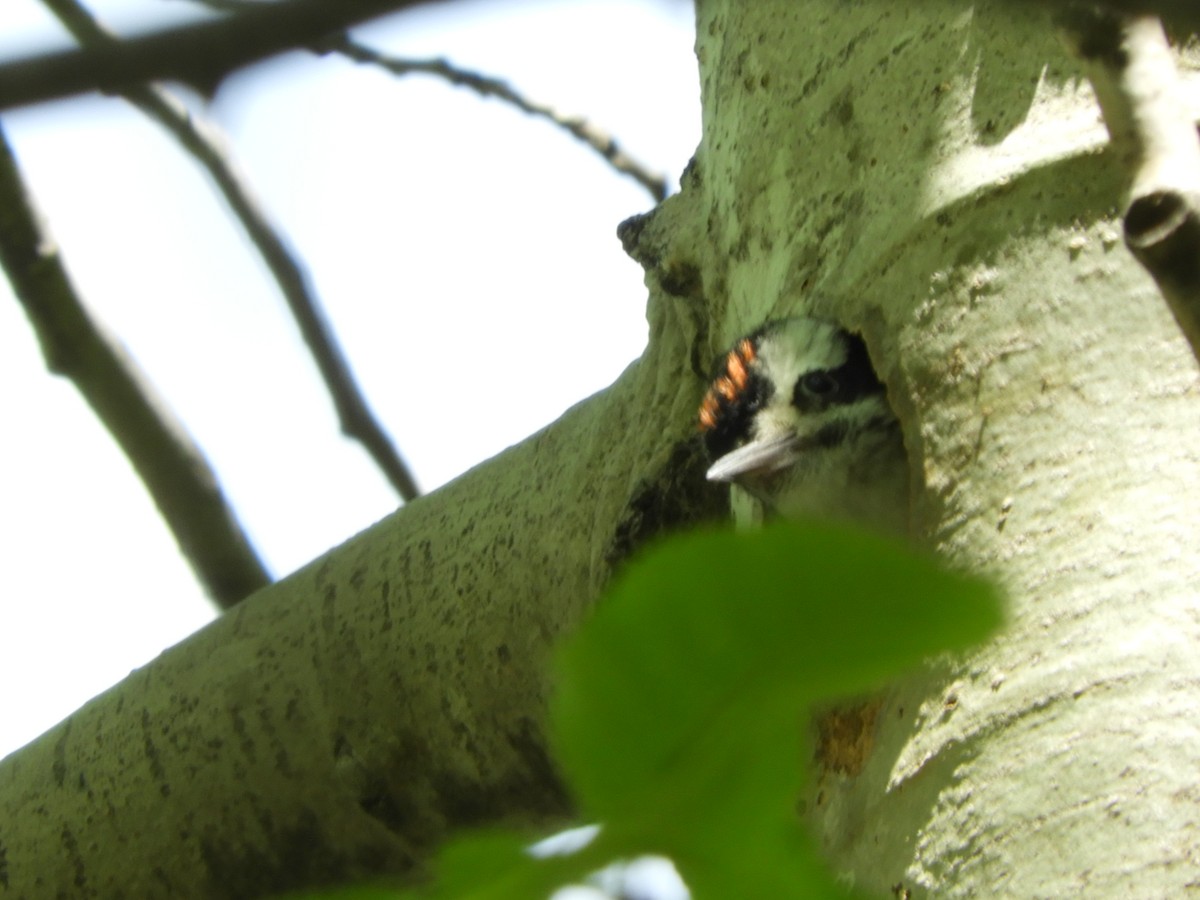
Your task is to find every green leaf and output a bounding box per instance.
[552,520,1002,824]
[425,831,573,899]
[300,521,1002,900]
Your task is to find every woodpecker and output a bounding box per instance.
[698,318,910,534]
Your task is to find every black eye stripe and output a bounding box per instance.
[698,321,888,463]
[792,333,884,414]
[801,372,836,395]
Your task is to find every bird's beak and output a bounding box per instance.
[706,432,803,482]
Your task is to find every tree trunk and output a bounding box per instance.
[3,1,1199,897]
[0,320,720,897]
[677,0,1200,894]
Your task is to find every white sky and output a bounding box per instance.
[0,0,700,761]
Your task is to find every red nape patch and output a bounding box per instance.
[698,338,756,431]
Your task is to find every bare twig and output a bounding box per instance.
[0,124,270,609]
[328,37,670,202]
[1059,6,1200,354]
[176,0,670,200]
[42,0,421,502]
[0,0,443,112]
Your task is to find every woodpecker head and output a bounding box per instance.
[698,318,906,525]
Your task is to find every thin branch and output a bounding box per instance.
[1059,6,1200,355]
[42,0,421,502]
[0,0,445,112]
[0,124,270,609]
[176,0,670,200]
[327,37,670,202]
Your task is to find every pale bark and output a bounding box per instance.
[682,0,1200,895]
[0,304,721,897]
[5,1,1200,898]
[1060,9,1200,358]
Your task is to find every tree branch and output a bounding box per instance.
[326,36,670,203]
[0,268,709,898]
[176,0,670,200]
[0,0,444,111]
[1059,7,1200,355]
[0,124,270,609]
[41,0,422,502]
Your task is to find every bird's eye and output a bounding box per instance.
[800,371,837,396]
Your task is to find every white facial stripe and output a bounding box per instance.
[749,319,848,443]
[749,320,891,447]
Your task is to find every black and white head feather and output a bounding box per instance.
[698,318,908,531]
